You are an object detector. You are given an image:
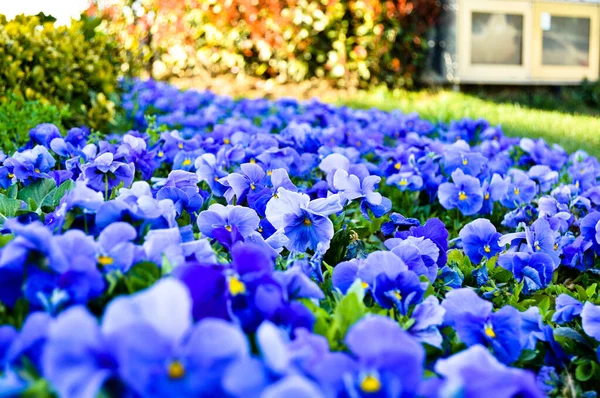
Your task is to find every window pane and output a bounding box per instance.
[542,16,590,66]
[471,12,523,65]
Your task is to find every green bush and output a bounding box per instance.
[0,92,69,153]
[0,13,124,131]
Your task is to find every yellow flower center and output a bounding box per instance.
[224,138,231,145]
[303,218,312,226]
[257,226,263,233]
[360,374,382,393]
[273,193,279,198]
[249,158,256,164]
[484,192,490,200]
[361,281,369,289]
[458,191,467,201]
[554,243,558,250]
[34,168,41,173]
[267,170,272,176]
[228,276,246,296]
[225,225,232,232]
[399,178,408,186]
[182,159,192,166]
[483,245,491,253]
[513,187,520,195]
[98,256,114,266]
[168,360,185,379]
[462,158,468,165]
[394,291,402,300]
[394,162,401,170]
[214,176,219,182]
[158,151,164,158]
[8,173,14,179]
[485,325,496,339]
[534,241,541,251]
[250,183,256,190]
[178,143,183,149]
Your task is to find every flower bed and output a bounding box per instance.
[1,79,599,397]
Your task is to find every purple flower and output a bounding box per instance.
[438,169,483,215]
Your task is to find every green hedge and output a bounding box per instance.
[0,14,124,131]
[0,93,68,153]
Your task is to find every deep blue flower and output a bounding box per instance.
[381,212,421,236]
[4,145,56,183]
[438,169,483,215]
[552,294,583,324]
[443,140,487,176]
[29,123,61,147]
[82,152,135,194]
[385,236,440,282]
[480,173,508,215]
[459,218,503,264]
[497,252,555,294]
[442,288,522,364]
[372,270,426,314]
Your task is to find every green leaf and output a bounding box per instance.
[40,179,74,210]
[0,194,23,223]
[576,362,594,382]
[586,283,597,299]
[124,262,161,294]
[326,280,367,349]
[17,178,56,212]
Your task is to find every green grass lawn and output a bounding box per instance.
[337,89,600,158]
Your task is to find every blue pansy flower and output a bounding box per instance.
[438,169,483,215]
[497,252,555,294]
[372,270,426,314]
[459,218,503,265]
[197,204,260,239]
[442,288,522,364]
[500,169,537,209]
[82,152,135,194]
[266,188,342,252]
[552,294,583,324]
[429,345,543,398]
[408,296,446,348]
[102,279,249,397]
[342,316,425,397]
[333,169,392,219]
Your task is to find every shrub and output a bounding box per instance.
[90,0,440,89]
[0,92,68,153]
[0,13,125,131]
